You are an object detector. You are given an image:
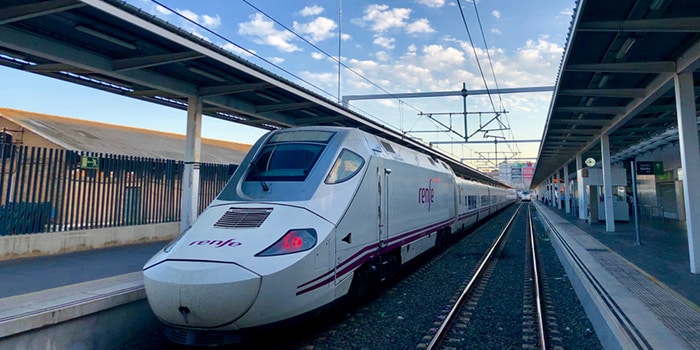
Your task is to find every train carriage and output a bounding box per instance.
[143,126,516,345]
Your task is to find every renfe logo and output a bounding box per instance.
[189,238,242,248]
[418,178,437,211]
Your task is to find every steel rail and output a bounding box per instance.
[426,203,523,350]
[529,204,548,350]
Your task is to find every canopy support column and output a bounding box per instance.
[674,72,700,273]
[564,164,571,214]
[576,154,586,220]
[180,96,203,233]
[601,134,615,232]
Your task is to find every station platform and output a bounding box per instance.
[533,200,700,350]
[0,242,165,348]
[0,242,164,299]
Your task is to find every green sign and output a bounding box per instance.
[81,156,99,170]
[636,161,663,176]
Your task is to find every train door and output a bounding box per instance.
[377,165,391,253]
[486,187,491,217]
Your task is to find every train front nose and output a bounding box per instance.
[144,261,261,328]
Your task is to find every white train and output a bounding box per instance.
[143,126,516,345]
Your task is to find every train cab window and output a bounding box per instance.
[325,149,364,184]
[246,130,334,182]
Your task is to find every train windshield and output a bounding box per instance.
[246,130,335,182]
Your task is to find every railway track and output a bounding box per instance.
[422,203,563,350]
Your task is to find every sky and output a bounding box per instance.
[0,0,576,170]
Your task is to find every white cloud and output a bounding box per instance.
[375,51,391,62]
[492,10,501,19]
[299,71,337,87]
[223,43,254,57]
[357,4,412,33]
[311,52,325,60]
[416,0,445,8]
[177,9,221,29]
[155,5,171,16]
[238,13,302,53]
[491,28,502,35]
[422,44,466,69]
[299,5,324,17]
[560,8,574,17]
[290,21,565,161]
[373,36,396,49]
[268,57,285,64]
[293,17,337,43]
[406,19,435,34]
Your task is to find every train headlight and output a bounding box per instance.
[256,229,317,256]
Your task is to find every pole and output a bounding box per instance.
[337,0,342,104]
[631,160,641,245]
[494,139,498,171]
[462,82,468,141]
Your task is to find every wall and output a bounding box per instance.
[0,222,178,260]
[635,143,685,221]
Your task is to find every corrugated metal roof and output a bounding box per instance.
[0,107,250,164]
[532,0,700,185]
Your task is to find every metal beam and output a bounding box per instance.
[199,82,272,97]
[550,118,611,126]
[341,86,554,104]
[0,0,84,25]
[579,18,700,33]
[557,88,646,98]
[113,51,204,71]
[430,139,540,145]
[553,106,627,114]
[565,61,675,73]
[0,25,198,96]
[256,102,317,114]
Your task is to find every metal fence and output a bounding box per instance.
[0,144,234,236]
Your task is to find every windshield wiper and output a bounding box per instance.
[248,160,270,192]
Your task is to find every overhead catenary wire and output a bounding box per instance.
[471,1,520,157]
[150,0,426,119]
[238,0,425,115]
[471,0,506,113]
[150,0,519,171]
[150,0,331,102]
[457,0,521,161]
[145,0,429,139]
[456,0,498,114]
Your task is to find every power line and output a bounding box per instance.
[238,0,425,115]
[455,0,497,114]
[471,0,505,113]
[150,0,332,102]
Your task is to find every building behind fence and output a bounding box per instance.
[0,143,234,236]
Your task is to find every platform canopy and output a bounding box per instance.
[532,0,700,185]
[0,0,508,187]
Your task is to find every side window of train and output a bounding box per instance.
[325,149,365,184]
[468,195,477,209]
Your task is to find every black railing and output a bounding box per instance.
[0,144,233,236]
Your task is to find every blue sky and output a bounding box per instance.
[0,0,575,170]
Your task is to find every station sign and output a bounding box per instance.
[636,161,663,175]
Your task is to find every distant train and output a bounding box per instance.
[143,126,516,345]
